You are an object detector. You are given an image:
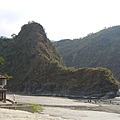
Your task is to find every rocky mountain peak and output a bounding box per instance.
[16,21,47,43]
[20,22,45,35]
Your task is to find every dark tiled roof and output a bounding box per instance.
[0,75,6,79]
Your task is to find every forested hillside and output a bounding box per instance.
[54,26,120,81]
[0,22,119,98]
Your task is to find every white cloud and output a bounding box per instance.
[0,0,120,40]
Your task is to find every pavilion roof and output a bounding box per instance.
[0,75,6,79]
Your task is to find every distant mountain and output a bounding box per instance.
[0,36,8,39]
[50,40,55,42]
[54,26,120,81]
[0,22,119,98]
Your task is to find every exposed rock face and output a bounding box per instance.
[0,22,119,98]
[23,83,117,98]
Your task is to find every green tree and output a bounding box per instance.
[0,57,12,79]
[0,57,4,65]
[11,34,16,38]
[0,57,4,75]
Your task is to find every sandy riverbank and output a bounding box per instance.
[0,108,68,120]
[1,107,120,120]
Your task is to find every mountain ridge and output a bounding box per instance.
[54,25,120,81]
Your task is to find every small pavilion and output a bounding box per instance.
[0,75,7,103]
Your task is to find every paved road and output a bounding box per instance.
[6,94,120,120]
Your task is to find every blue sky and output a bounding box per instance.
[0,0,120,40]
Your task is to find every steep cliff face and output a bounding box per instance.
[0,22,119,98]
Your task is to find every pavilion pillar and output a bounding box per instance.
[3,91,6,103]
[1,91,3,100]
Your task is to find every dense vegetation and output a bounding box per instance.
[54,26,120,81]
[0,22,119,97]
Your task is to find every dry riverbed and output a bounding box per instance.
[0,94,120,120]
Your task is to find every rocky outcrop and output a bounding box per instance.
[21,67,119,98]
